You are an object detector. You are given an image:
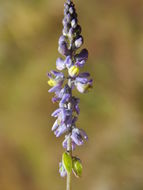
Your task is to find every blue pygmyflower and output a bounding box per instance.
[47,0,93,184]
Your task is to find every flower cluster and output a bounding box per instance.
[47,0,93,178]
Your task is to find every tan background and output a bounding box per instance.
[0,0,143,189]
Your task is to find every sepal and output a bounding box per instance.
[62,152,72,173]
[72,157,83,178]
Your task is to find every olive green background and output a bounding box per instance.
[0,0,143,190]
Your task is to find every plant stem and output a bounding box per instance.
[66,168,71,190]
[66,134,72,190]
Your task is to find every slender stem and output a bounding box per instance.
[66,66,73,190]
[67,170,71,190]
[66,134,72,190]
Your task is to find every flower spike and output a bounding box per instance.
[47,0,93,188]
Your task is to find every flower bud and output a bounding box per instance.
[58,42,70,56]
[75,36,83,48]
[71,18,77,28]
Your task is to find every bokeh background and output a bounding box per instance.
[0,0,143,189]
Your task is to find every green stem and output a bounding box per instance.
[66,134,72,190]
[66,171,71,190]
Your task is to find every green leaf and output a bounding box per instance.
[62,152,72,173]
[72,158,83,178]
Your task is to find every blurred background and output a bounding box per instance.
[0,0,143,189]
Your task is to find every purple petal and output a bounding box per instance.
[52,120,59,131]
[58,42,70,56]
[65,56,72,68]
[71,128,84,146]
[51,70,64,78]
[51,108,61,117]
[48,84,61,93]
[61,108,67,121]
[58,35,66,45]
[54,125,67,137]
[79,129,88,141]
[75,83,85,93]
[52,97,60,103]
[75,60,86,67]
[66,116,73,128]
[78,72,90,78]
[72,116,78,124]
[56,58,66,71]
[47,72,52,78]
[75,104,80,114]
[60,93,70,104]
[75,49,88,62]
[74,36,83,48]
[76,77,89,84]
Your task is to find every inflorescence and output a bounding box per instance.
[47,0,93,178]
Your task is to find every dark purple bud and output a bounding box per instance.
[47,72,52,78]
[75,25,81,35]
[65,13,71,23]
[75,104,80,114]
[75,49,88,62]
[66,116,73,128]
[72,116,78,124]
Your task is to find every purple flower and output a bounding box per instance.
[56,58,66,70]
[71,128,88,146]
